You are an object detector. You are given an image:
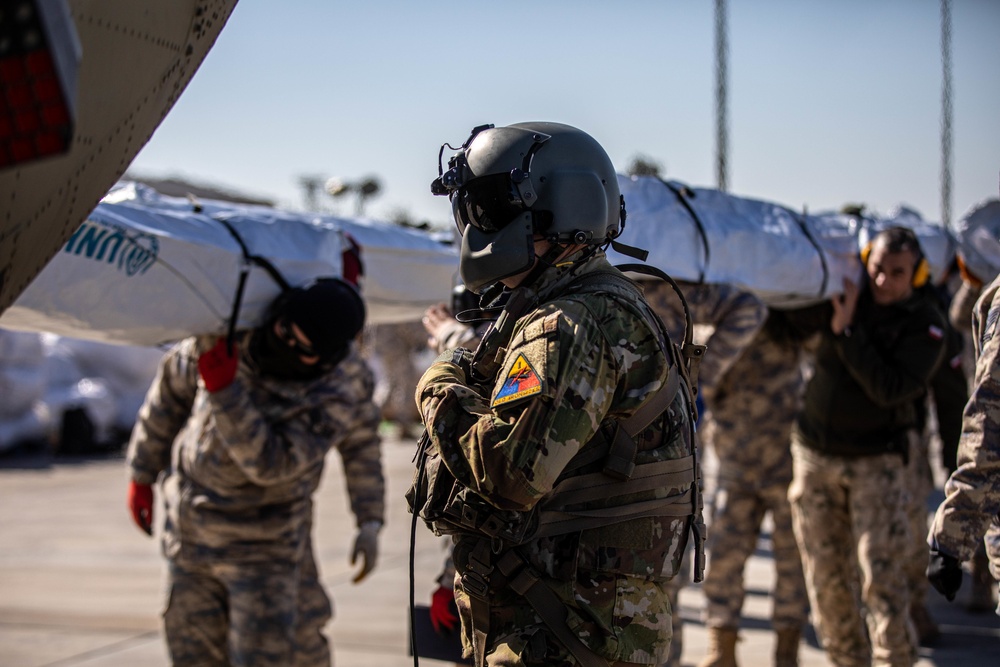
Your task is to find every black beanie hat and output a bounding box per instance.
[278,278,366,360]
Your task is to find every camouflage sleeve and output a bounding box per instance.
[642,280,766,397]
[834,306,947,408]
[330,355,385,527]
[930,283,1000,561]
[930,350,969,474]
[949,281,981,333]
[416,301,621,512]
[433,320,480,354]
[125,339,199,485]
[681,283,767,396]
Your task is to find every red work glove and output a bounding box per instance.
[127,480,153,536]
[198,338,239,392]
[429,585,459,634]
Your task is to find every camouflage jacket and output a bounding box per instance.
[641,280,766,400]
[703,312,811,488]
[416,251,694,665]
[127,334,384,565]
[929,276,1000,562]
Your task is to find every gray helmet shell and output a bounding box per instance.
[433,122,622,292]
[463,122,622,244]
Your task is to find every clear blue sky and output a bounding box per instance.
[129,0,1000,229]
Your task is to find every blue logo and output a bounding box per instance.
[64,218,158,276]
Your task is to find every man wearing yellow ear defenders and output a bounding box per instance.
[859,229,932,304]
[788,226,947,667]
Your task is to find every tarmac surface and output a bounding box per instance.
[0,429,997,667]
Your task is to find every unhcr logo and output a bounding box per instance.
[64,218,158,276]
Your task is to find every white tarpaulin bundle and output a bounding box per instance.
[0,327,165,452]
[0,183,459,346]
[952,198,1000,285]
[607,175,956,306]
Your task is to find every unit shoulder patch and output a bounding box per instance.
[492,353,544,408]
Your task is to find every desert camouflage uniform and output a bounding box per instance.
[789,292,947,667]
[367,320,427,430]
[642,281,767,400]
[417,251,695,666]
[944,279,1000,601]
[929,275,1000,611]
[127,334,384,666]
[905,290,968,622]
[949,279,981,383]
[433,318,482,353]
[699,313,810,634]
[641,280,767,666]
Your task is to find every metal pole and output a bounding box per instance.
[715,0,730,192]
[940,0,953,227]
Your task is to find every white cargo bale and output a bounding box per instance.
[0,407,51,452]
[0,328,47,419]
[0,182,459,345]
[45,335,163,431]
[953,199,1000,285]
[40,339,119,447]
[610,175,956,306]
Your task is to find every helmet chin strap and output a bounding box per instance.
[517,241,593,291]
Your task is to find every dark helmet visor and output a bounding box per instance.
[451,172,527,235]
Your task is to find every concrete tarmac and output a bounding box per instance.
[1,431,997,667]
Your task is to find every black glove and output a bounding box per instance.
[927,549,963,602]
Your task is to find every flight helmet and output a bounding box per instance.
[431,122,624,292]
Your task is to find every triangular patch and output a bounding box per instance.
[492,353,543,407]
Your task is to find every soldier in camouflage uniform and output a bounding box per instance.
[641,279,767,667]
[696,306,819,667]
[421,299,488,648]
[903,282,968,644]
[126,279,385,666]
[413,122,700,666]
[927,271,1000,615]
[789,227,947,667]
[940,275,1000,612]
[366,319,428,435]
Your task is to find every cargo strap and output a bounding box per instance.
[212,215,293,353]
[658,179,710,284]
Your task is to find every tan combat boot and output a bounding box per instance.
[697,627,738,667]
[774,627,801,667]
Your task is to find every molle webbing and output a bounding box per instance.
[531,455,696,539]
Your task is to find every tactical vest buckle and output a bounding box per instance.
[462,570,490,600]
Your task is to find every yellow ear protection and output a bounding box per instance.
[860,233,930,288]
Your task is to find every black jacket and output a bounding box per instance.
[796,288,947,458]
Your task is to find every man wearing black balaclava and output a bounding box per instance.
[125,278,384,667]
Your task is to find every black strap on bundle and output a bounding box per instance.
[212,215,292,353]
[659,179,710,284]
[790,209,830,299]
